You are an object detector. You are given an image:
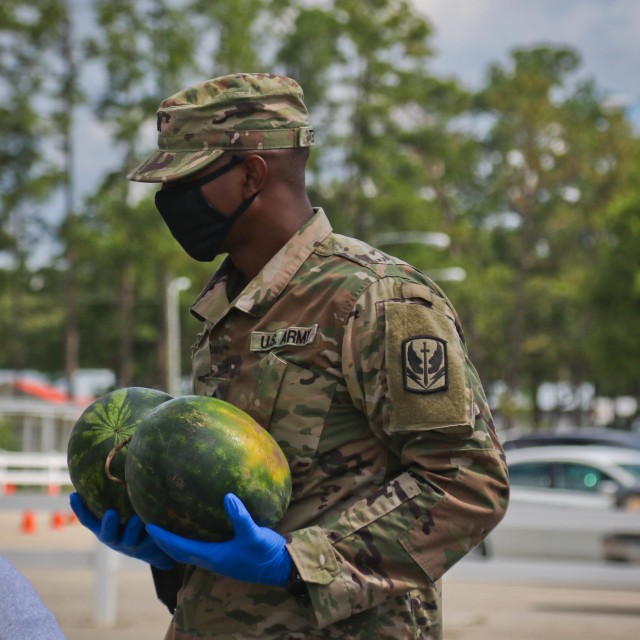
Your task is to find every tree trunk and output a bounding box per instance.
[60,8,79,399]
[64,257,79,399]
[505,262,526,393]
[119,265,135,386]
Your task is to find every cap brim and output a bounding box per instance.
[126,148,226,183]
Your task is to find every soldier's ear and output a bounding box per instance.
[241,154,268,197]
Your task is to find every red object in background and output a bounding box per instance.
[11,379,72,404]
[21,511,37,534]
[50,511,66,529]
[1,377,94,406]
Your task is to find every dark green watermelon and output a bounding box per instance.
[67,387,173,522]
[125,395,292,541]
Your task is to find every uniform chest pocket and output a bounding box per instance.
[262,355,336,499]
[191,326,242,400]
[191,327,216,395]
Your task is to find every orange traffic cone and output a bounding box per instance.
[50,511,66,530]
[21,511,37,534]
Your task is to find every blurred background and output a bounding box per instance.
[1,1,639,638]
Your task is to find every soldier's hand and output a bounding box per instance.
[70,492,175,570]
[146,493,292,587]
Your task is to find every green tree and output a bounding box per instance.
[468,46,637,424]
[0,1,76,382]
[188,0,265,74]
[276,0,473,248]
[79,0,200,389]
[3,2,638,426]
[81,0,279,389]
[587,160,640,397]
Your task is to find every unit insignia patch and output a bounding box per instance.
[402,336,448,394]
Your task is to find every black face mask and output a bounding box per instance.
[155,155,257,262]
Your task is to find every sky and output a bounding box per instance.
[72,1,640,211]
[415,0,640,107]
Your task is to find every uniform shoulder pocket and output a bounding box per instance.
[384,300,474,436]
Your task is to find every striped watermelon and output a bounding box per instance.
[66,387,172,521]
[125,396,292,541]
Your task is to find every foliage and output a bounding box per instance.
[456,46,639,418]
[0,1,638,424]
[0,418,21,451]
[587,177,640,395]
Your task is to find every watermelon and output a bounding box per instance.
[125,395,292,541]
[67,387,173,522]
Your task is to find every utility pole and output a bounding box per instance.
[166,277,191,397]
[60,5,79,399]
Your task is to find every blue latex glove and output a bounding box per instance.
[69,492,175,570]
[146,493,292,587]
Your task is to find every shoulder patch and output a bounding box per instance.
[384,300,473,433]
[402,336,448,394]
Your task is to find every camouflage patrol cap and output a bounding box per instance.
[127,73,314,183]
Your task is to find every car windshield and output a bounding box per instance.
[620,464,640,482]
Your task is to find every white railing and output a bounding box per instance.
[0,451,70,495]
[0,398,85,418]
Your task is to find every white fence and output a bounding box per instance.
[0,451,70,495]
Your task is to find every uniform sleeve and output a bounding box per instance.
[285,277,509,628]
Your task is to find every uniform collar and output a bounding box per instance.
[190,208,332,323]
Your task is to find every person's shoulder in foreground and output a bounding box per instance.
[0,555,66,640]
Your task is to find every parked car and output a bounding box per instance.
[479,445,640,562]
[506,445,640,510]
[503,428,640,451]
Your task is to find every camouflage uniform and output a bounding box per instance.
[128,74,509,640]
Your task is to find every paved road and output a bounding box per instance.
[2,508,640,639]
[443,571,640,640]
[16,564,640,640]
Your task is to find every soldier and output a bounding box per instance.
[71,73,509,639]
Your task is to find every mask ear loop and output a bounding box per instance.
[196,154,258,222]
[225,190,259,225]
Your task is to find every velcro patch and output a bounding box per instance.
[384,299,473,433]
[250,324,318,352]
[402,336,448,394]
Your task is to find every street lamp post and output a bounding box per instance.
[166,276,191,397]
